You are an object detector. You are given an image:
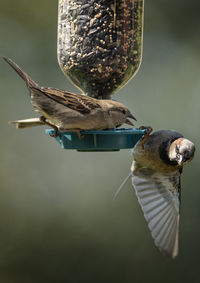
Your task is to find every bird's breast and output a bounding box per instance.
[133,147,180,173]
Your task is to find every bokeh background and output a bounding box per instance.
[0,0,200,282]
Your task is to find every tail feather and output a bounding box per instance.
[3,57,39,88]
[9,118,45,129]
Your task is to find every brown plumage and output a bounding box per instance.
[114,127,195,258]
[131,127,195,258]
[4,57,136,135]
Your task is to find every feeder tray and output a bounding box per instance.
[46,128,146,152]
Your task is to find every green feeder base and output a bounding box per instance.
[46,128,146,152]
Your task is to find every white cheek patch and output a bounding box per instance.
[169,138,195,163]
[168,149,176,161]
[168,142,178,161]
[179,139,194,154]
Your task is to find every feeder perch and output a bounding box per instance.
[46,128,146,152]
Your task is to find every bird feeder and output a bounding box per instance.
[58,0,144,99]
[53,0,145,151]
[46,128,146,151]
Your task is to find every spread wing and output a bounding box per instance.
[131,164,181,258]
[31,86,101,115]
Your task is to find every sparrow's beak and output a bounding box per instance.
[178,150,195,165]
[125,113,137,126]
[125,118,134,126]
[128,113,137,121]
[177,154,184,165]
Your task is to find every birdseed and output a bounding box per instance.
[58,0,144,99]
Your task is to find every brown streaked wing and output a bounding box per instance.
[39,87,101,114]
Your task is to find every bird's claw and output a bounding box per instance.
[39,116,59,137]
[139,126,153,146]
[75,130,84,140]
[49,129,59,138]
[139,126,153,134]
[78,133,84,140]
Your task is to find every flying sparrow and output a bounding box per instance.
[4,57,136,137]
[115,126,195,258]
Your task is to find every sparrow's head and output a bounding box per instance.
[168,138,195,166]
[104,100,136,127]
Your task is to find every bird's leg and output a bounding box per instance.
[39,116,59,137]
[139,126,153,146]
[59,128,84,140]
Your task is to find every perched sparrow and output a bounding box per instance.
[114,127,195,258]
[4,57,136,137]
[131,127,195,258]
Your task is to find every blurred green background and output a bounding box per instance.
[0,0,200,282]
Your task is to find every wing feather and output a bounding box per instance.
[132,166,181,258]
[38,87,101,114]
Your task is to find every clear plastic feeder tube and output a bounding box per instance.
[58,0,144,99]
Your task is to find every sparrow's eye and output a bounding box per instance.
[122,110,126,114]
[183,150,191,160]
